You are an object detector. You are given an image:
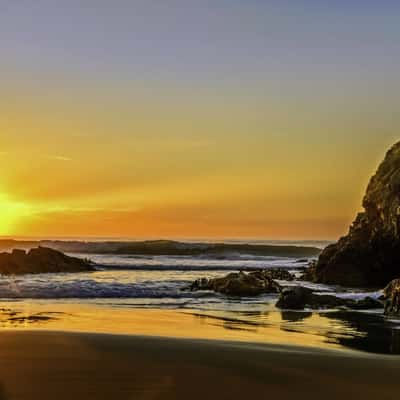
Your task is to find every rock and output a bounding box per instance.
[188,269,293,296]
[307,141,400,287]
[383,278,400,317]
[0,247,94,275]
[276,287,315,309]
[276,286,344,309]
[276,286,383,310]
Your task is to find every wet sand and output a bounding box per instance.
[0,301,382,352]
[0,330,398,400]
[0,303,347,350]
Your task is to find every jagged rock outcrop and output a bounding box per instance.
[0,247,94,275]
[307,141,400,287]
[276,286,383,310]
[187,269,293,297]
[383,279,400,317]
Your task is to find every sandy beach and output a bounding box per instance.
[0,330,397,400]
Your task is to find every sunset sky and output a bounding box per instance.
[1,1,399,239]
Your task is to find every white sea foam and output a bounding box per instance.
[80,253,311,271]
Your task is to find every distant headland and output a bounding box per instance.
[0,239,321,258]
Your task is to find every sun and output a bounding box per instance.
[0,193,32,236]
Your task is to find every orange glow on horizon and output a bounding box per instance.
[1,78,398,240]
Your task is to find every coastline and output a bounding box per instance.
[0,330,398,400]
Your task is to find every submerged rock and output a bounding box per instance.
[188,269,293,297]
[383,279,400,317]
[0,247,94,275]
[307,141,400,287]
[276,286,382,310]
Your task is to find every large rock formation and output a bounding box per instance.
[307,141,400,287]
[0,247,94,275]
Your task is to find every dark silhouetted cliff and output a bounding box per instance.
[308,141,400,287]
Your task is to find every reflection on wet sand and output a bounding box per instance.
[188,308,400,354]
[0,300,399,355]
[280,311,312,323]
[279,309,400,354]
[319,311,400,354]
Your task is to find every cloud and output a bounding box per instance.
[0,151,72,161]
[45,155,73,162]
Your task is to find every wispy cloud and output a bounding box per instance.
[0,152,73,162]
[45,155,73,162]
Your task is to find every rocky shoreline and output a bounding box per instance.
[305,141,400,317]
[187,140,400,317]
